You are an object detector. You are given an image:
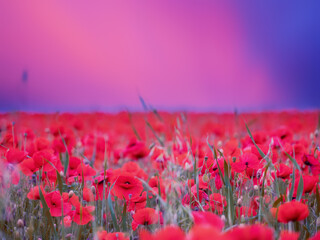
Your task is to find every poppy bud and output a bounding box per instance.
[254,185,259,191]
[185,163,192,170]
[256,169,262,179]
[66,233,73,239]
[17,219,24,228]
[68,190,74,198]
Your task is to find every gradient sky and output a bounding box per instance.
[0,1,319,112]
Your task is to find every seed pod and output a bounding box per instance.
[202,174,209,183]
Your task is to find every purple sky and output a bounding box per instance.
[0,1,319,112]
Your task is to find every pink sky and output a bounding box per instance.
[0,1,281,111]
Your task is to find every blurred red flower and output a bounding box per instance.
[112,173,143,200]
[131,208,160,231]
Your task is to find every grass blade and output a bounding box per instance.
[108,179,120,232]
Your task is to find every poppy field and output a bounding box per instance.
[0,111,320,240]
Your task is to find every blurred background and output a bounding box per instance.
[0,1,319,112]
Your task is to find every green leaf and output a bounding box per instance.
[272,195,283,208]
[245,123,280,197]
[56,171,63,195]
[280,144,304,201]
[296,173,304,201]
[288,171,295,201]
[146,120,164,147]
[108,179,120,232]
[39,186,58,239]
[316,186,320,216]
[245,123,266,158]
[128,111,142,141]
[206,137,226,186]
[139,95,148,111]
[121,201,128,232]
[59,130,69,177]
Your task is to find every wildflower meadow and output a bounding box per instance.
[0,111,319,240]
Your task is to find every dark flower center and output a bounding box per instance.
[304,161,311,166]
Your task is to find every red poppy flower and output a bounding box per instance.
[182,186,208,209]
[123,139,149,160]
[223,139,241,158]
[232,153,260,173]
[72,205,95,225]
[187,225,225,240]
[63,215,72,228]
[5,148,28,164]
[93,169,113,200]
[112,173,143,200]
[83,187,94,202]
[148,176,166,200]
[140,225,185,240]
[121,161,148,180]
[97,231,129,240]
[27,186,46,200]
[292,175,318,198]
[279,231,299,240]
[209,193,227,214]
[309,232,320,240]
[276,163,292,180]
[273,201,309,223]
[68,156,81,176]
[76,163,96,177]
[32,150,57,171]
[198,156,214,175]
[127,191,147,212]
[131,208,160,231]
[150,147,169,173]
[236,206,257,218]
[44,191,72,217]
[67,163,97,183]
[19,157,39,176]
[302,154,320,175]
[34,137,51,151]
[226,224,274,240]
[192,211,224,231]
[241,131,267,148]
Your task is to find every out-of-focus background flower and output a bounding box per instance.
[0,1,319,112]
